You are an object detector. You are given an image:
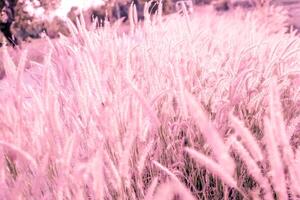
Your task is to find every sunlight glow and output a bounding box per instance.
[52,0,106,19]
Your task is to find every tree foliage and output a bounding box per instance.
[6,0,183,41]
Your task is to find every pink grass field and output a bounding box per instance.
[1,4,300,199]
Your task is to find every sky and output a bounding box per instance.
[24,0,106,20]
[52,0,106,19]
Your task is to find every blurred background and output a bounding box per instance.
[0,0,299,45]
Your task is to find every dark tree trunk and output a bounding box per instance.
[0,0,18,47]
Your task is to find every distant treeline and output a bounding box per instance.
[1,0,269,45]
[1,0,207,44]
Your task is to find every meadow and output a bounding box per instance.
[1,3,300,199]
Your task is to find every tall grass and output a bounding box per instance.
[0,3,300,199]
